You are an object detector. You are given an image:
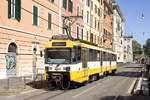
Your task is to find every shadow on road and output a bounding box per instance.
[26,80,60,91]
[114,71,141,78]
[124,66,142,69]
[100,96,150,100]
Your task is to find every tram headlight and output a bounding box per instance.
[66,66,70,71]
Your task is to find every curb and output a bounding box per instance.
[127,78,138,95]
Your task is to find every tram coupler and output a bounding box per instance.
[51,74,62,86]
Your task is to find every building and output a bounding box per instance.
[0,0,59,79]
[84,0,103,45]
[123,35,133,63]
[59,0,84,39]
[102,0,113,49]
[112,2,125,63]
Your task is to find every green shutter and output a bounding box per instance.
[8,0,11,18]
[15,0,21,21]
[68,0,70,12]
[52,0,54,3]
[48,13,52,30]
[33,6,38,26]
[68,0,73,13]
[71,1,73,13]
[63,0,67,9]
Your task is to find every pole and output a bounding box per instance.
[32,47,37,80]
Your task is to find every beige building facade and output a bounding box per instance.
[123,36,133,63]
[112,2,125,63]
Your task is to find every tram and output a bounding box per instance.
[44,35,117,89]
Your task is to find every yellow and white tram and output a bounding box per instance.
[44,35,117,89]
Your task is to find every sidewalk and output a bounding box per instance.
[0,74,49,96]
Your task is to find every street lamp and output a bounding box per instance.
[141,13,144,20]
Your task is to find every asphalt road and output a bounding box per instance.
[4,64,142,100]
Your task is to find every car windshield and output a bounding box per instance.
[45,48,71,64]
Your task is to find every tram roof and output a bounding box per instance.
[45,35,116,54]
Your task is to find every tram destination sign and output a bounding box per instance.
[52,42,66,46]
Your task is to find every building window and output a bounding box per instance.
[104,14,106,19]
[91,15,93,27]
[82,9,84,18]
[81,27,84,40]
[87,11,89,24]
[76,24,79,39]
[8,0,21,21]
[48,13,52,30]
[90,33,93,43]
[101,0,102,5]
[95,4,97,14]
[77,6,79,16]
[68,0,73,13]
[91,1,93,10]
[49,0,54,3]
[98,22,100,31]
[63,0,67,9]
[87,31,88,40]
[87,0,90,7]
[98,8,100,16]
[33,6,38,26]
[95,17,97,29]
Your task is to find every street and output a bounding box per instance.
[2,64,142,100]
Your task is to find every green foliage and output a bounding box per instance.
[144,38,150,57]
[132,40,142,55]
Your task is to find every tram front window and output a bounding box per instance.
[45,48,71,64]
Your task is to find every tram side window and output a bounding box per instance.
[102,52,108,61]
[89,49,93,61]
[109,53,112,61]
[97,51,100,61]
[88,49,99,61]
[72,46,81,63]
[112,54,116,61]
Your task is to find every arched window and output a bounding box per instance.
[8,43,17,53]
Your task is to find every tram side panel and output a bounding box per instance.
[111,54,117,73]
[87,49,101,77]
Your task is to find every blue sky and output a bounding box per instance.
[115,0,150,46]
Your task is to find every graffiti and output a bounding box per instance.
[5,53,16,76]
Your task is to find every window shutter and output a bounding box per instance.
[48,13,52,30]
[68,0,70,11]
[71,1,73,13]
[8,0,11,18]
[51,0,54,3]
[33,6,38,26]
[15,0,21,21]
[68,0,73,13]
[63,0,67,9]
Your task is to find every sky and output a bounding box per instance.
[115,0,150,46]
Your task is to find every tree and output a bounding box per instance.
[132,40,142,55]
[144,38,150,57]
